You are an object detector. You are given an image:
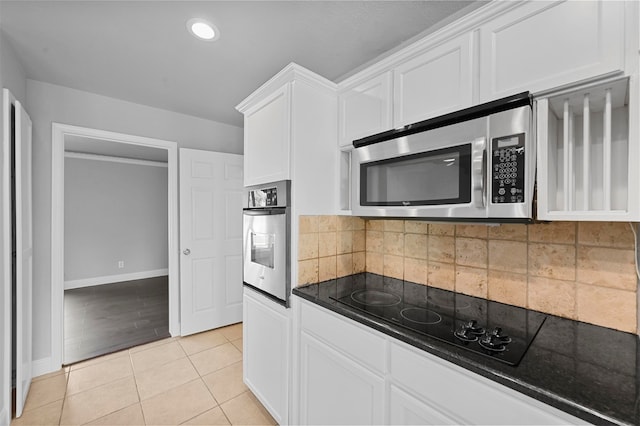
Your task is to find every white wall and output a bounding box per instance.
[64,156,168,287]
[26,79,243,363]
[0,28,28,424]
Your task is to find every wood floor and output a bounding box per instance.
[63,276,170,365]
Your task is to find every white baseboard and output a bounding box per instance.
[32,356,57,378]
[64,269,169,290]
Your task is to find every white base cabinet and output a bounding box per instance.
[298,331,385,425]
[389,384,462,425]
[389,342,587,425]
[293,298,587,425]
[243,287,290,425]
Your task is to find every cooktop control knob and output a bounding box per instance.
[465,320,485,334]
[490,327,512,343]
[454,320,485,342]
[479,327,512,352]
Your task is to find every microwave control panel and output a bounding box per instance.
[491,133,525,204]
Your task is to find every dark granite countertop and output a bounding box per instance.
[292,273,639,426]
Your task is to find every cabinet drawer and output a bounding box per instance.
[299,300,386,373]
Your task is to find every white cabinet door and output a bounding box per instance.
[179,149,244,335]
[243,287,289,425]
[389,384,462,425]
[243,83,291,186]
[393,33,474,127]
[338,72,393,147]
[479,0,625,101]
[298,330,385,425]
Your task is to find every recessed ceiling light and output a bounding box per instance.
[187,18,219,41]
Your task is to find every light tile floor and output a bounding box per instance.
[12,323,277,425]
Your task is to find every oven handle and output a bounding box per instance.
[243,208,287,216]
[472,137,487,208]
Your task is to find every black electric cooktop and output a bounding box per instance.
[327,274,546,366]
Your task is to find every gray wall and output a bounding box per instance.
[0,28,28,420]
[26,79,243,362]
[64,157,168,285]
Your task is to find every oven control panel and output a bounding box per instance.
[491,133,525,204]
[248,187,278,208]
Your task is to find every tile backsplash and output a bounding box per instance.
[298,216,638,334]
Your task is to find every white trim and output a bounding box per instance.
[1,89,15,426]
[64,269,169,290]
[31,357,54,378]
[64,151,168,168]
[236,62,337,113]
[52,123,180,371]
[0,407,8,426]
[336,1,520,90]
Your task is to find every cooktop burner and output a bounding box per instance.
[426,293,471,312]
[329,274,546,366]
[351,289,401,307]
[400,308,442,325]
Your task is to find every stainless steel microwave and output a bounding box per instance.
[351,92,535,222]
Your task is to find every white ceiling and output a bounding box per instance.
[1,1,486,128]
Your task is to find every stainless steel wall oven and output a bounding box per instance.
[242,180,291,306]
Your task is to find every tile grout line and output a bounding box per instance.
[57,367,71,425]
[127,349,147,425]
[182,328,238,425]
[183,338,224,422]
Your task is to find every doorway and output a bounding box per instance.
[62,142,170,363]
[51,124,179,368]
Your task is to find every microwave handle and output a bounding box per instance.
[472,138,487,208]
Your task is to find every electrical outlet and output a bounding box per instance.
[118,261,124,269]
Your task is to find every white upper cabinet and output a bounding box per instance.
[393,32,474,127]
[237,64,338,192]
[338,72,393,147]
[242,83,291,186]
[479,0,626,101]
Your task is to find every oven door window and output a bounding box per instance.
[251,232,275,269]
[361,143,472,206]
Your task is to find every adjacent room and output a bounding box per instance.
[62,135,170,364]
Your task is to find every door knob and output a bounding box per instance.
[183,248,191,255]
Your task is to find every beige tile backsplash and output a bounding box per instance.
[298,217,638,334]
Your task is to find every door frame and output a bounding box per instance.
[1,89,16,426]
[51,123,179,368]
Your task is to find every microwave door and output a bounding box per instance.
[353,139,490,218]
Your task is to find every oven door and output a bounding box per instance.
[242,208,290,305]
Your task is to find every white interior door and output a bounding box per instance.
[15,100,33,418]
[1,89,14,425]
[179,149,244,336]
